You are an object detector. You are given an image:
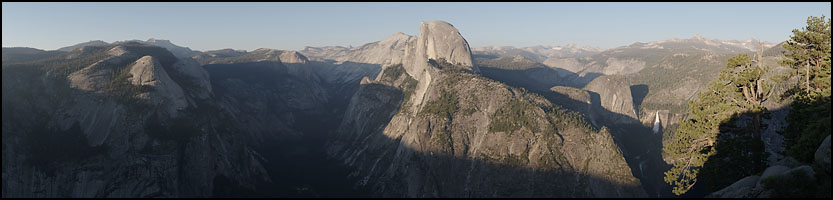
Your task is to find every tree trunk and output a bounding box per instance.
[753,111,763,171]
[806,61,811,94]
[756,78,764,101]
[742,85,758,106]
[816,58,822,91]
[742,85,750,100]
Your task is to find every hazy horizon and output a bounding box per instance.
[2,2,830,52]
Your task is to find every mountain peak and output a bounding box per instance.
[279,50,309,64]
[56,40,110,52]
[138,38,199,58]
[692,34,706,40]
[413,20,473,68]
[422,20,454,28]
[252,48,275,53]
[381,32,413,44]
[147,38,171,44]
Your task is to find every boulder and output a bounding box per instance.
[785,165,816,180]
[710,164,820,198]
[815,135,831,173]
[708,175,760,198]
[760,165,791,180]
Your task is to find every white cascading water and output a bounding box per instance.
[652,111,661,134]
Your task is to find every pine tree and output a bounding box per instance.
[780,15,831,98]
[663,52,771,195]
[779,15,832,163]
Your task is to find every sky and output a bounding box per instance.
[2,2,831,52]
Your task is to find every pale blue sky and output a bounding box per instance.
[2,2,830,52]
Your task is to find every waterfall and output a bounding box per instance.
[652,111,661,134]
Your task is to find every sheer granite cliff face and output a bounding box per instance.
[399,21,479,116]
[127,56,188,115]
[299,32,413,86]
[327,21,645,198]
[583,75,640,125]
[1,44,274,197]
[402,20,477,78]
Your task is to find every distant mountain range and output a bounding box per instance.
[623,34,775,53]
[44,33,776,62]
[473,44,606,62]
[55,38,201,59]
[472,34,775,62]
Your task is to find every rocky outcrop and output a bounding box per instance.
[3,43,271,198]
[707,165,815,198]
[279,50,308,64]
[300,32,413,87]
[330,65,645,197]
[549,86,598,126]
[68,46,139,92]
[278,50,322,84]
[302,32,413,67]
[543,57,589,76]
[602,57,646,75]
[583,75,639,124]
[402,20,477,81]
[399,21,478,114]
[708,135,832,198]
[816,135,831,173]
[128,56,188,115]
[169,57,213,99]
[65,45,201,116]
[248,48,282,62]
[336,77,403,141]
[328,21,645,198]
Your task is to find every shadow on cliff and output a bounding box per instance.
[322,83,652,197]
[630,84,649,112]
[212,110,373,197]
[343,139,650,197]
[479,66,604,90]
[689,106,791,197]
[207,60,381,197]
[200,58,670,197]
[622,102,794,197]
[472,67,674,197]
[308,60,383,113]
[473,54,603,89]
[539,88,674,198]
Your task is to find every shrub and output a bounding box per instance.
[760,168,821,198]
[489,97,538,134]
[421,89,458,119]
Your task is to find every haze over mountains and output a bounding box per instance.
[2,19,826,199]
